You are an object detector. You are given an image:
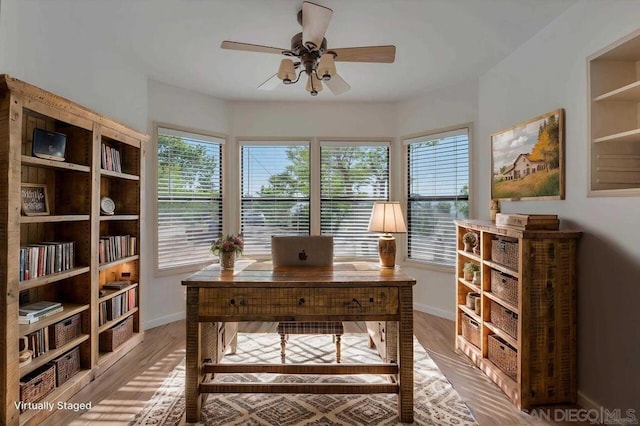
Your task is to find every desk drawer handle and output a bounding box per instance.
[352,298,361,307]
[298,298,305,305]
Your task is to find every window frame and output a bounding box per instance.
[153,122,227,276]
[238,138,312,257]
[318,140,391,259]
[402,124,472,271]
[236,137,394,259]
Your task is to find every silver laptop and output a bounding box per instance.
[271,236,334,267]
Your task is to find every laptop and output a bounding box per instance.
[271,235,334,267]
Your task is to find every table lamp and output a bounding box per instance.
[368,201,407,268]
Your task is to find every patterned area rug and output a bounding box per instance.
[130,333,477,425]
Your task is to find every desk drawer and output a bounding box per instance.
[198,287,398,317]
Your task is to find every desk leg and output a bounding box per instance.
[398,287,414,423]
[185,288,203,423]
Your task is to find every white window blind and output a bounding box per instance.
[157,127,223,270]
[406,128,469,266]
[320,142,389,257]
[241,143,310,255]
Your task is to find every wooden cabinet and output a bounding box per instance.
[0,74,147,425]
[588,28,640,195]
[454,219,581,410]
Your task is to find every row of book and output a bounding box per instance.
[19,242,75,282]
[98,235,137,264]
[19,301,63,325]
[101,143,123,173]
[24,327,49,359]
[98,287,137,326]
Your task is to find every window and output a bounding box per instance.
[241,142,310,255]
[320,142,389,257]
[156,126,223,271]
[406,127,469,266]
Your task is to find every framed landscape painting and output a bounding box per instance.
[491,108,565,201]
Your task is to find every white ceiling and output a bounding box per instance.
[67,0,577,102]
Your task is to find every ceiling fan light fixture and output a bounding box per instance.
[277,59,296,83]
[317,53,336,81]
[306,73,323,96]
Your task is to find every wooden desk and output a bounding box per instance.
[182,261,416,423]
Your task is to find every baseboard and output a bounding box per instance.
[413,302,455,321]
[578,391,600,410]
[144,311,185,330]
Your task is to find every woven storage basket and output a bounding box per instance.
[490,270,519,306]
[19,364,56,411]
[100,316,133,352]
[490,300,518,338]
[52,346,80,386]
[488,334,517,380]
[491,237,519,269]
[461,313,480,349]
[49,313,82,349]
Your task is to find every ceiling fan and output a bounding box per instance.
[221,1,396,96]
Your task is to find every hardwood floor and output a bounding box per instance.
[43,311,584,425]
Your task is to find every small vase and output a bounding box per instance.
[219,251,236,270]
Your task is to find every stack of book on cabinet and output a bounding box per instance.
[18,301,63,324]
[495,213,560,230]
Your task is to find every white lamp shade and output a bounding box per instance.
[368,201,407,233]
[317,54,336,78]
[277,59,296,81]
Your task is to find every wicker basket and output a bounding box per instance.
[49,314,82,349]
[490,300,518,338]
[52,346,80,386]
[490,270,519,306]
[100,316,133,352]
[19,364,56,411]
[488,334,517,380]
[461,313,480,349]
[491,237,519,269]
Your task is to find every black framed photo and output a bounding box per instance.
[21,183,50,216]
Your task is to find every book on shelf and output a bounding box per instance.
[19,301,62,318]
[495,213,560,230]
[19,306,63,324]
[19,241,75,281]
[103,280,131,290]
[101,143,122,173]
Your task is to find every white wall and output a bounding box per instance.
[478,0,640,413]
[0,0,147,130]
[144,79,230,328]
[396,80,479,319]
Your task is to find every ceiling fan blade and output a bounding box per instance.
[302,1,333,51]
[329,46,396,63]
[221,41,287,55]
[325,73,350,96]
[257,73,282,90]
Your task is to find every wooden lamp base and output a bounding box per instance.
[377,234,397,268]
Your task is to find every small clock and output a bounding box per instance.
[100,197,115,215]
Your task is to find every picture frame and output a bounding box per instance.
[20,183,50,216]
[491,108,565,201]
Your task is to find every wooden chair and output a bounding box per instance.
[271,235,343,363]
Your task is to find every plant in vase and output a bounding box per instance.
[462,232,478,252]
[463,262,480,281]
[211,233,244,270]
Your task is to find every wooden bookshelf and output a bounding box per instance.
[0,74,148,425]
[454,220,581,410]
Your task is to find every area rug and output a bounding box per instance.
[130,333,477,425]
